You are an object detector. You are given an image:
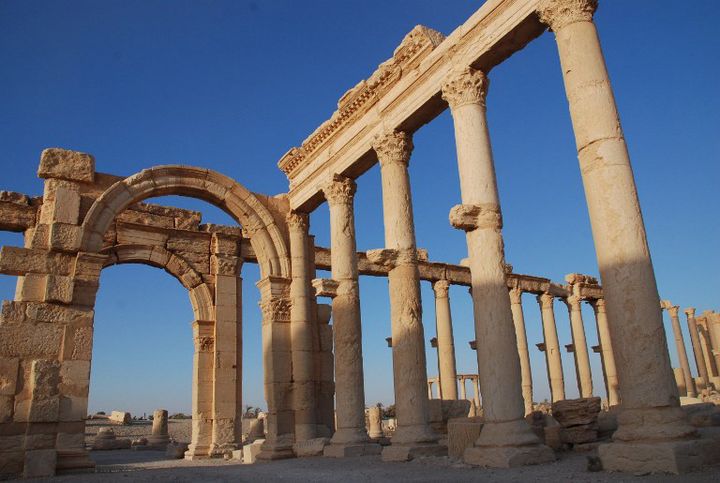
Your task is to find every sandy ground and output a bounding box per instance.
[37,450,720,482]
[84,419,192,445]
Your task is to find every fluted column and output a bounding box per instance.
[321,175,378,457]
[590,299,619,406]
[661,302,696,398]
[287,212,317,441]
[442,67,552,467]
[537,293,565,402]
[372,131,439,459]
[564,295,593,398]
[509,287,533,415]
[685,308,710,390]
[432,279,458,400]
[538,0,702,472]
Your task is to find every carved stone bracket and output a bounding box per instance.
[449,203,503,231]
[312,278,340,299]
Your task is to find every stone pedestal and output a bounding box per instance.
[538,0,715,473]
[442,66,553,468]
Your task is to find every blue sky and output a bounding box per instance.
[0,1,717,415]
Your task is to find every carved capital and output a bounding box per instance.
[432,279,450,298]
[259,297,291,322]
[668,305,680,318]
[286,211,309,232]
[685,307,696,319]
[537,0,598,31]
[565,294,582,310]
[449,203,502,231]
[508,287,523,305]
[537,292,555,309]
[322,174,356,206]
[312,278,339,299]
[211,254,243,276]
[372,130,413,168]
[591,298,606,313]
[195,336,214,353]
[441,66,489,110]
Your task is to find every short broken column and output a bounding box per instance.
[442,65,553,467]
[509,287,533,415]
[148,409,170,447]
[367,407,384,439]
[661,301,696,398]
[432,279,458,400]
[537,293,565,402]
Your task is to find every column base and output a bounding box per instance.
[324,442,382,458]
[293,437,330,457]
[381,443,447,462]
[256,439,295,461]
[184,445,212,460]
[598,437,720,474]
[55,449,96,475]
[390,423,439,446]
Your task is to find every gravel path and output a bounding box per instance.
[36,451,720,482]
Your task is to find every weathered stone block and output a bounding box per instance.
[70,326,93,360]
[38,148,94,183]
[27,302,94,325]
[59,395,87,421]
[0,450,24,478]
[0,357,20,396]
[0,323,63,358]
[447,417,483,459]
[0,395,13,422]
[211,233,240,256]
[109,411,131,425]
[51,187,81,225]
[15,274,46,302]
[242,439,264,464]
[48,223,82,252]
[44,275,74,304]
[24,433,55,450]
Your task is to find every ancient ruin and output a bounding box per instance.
[0,0,719,478]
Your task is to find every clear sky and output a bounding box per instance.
[0,1,717,416]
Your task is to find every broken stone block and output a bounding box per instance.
[243,439,264,464]
[108,411,131,425]
[166,442,189,459]
[38,148,95,183]
[447,416,483,459]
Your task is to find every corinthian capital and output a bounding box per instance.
[441,66,488,110]
[508,286,523,305]
[685,307,696,318]
[286,211,309,232]
[322,174,356,206]
[372,130,413,168]
[432,279,450,298]
[537,292,555,309]
[537,0,598,31]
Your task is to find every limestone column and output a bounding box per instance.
[706,312,720,375]
[372,130,440,459]
[538,0,703,472]
[459,377,467,400]
[685,308,710,390]
[509,287,533,415]
[432,279,458,400]
[697,315,719,380]
[537,293,565,402]
[590,299,619,406]
[367,407,384,439]
[472,377,480,410]
[661,302,696,397]
[148,409,170,447]
[564,295,593,398]
[442,67,553,467]
[287,212,317,441]
[321,175,379,457]
[186,320,214,460]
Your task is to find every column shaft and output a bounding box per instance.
[566,296,593,398]
[591,299,620,406]
[373,131,436,447]
[509,287,533,414]
[663,303,696,397]
[537,293,565,402]
[685,309,709,390]
[322,176,369,445]
[442,67,552,465]
[186,320,214,459]
[433,280,458,400]
[288,213,317,441]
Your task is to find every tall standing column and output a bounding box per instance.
[538,0,706,473]
[321,175,379,457]
[706,312,720,376]
[685,308,710,391]
[590,299,619,406]
[432,279,458,400]
[185,320,214,460]
[565,295,593,398]
[371,130,440,461]
[509,287,534,415]
[442,67,553,467]
[537,293,565,402]
[287,212,317,442]
[696,315,719,382]
[661,302,696,398]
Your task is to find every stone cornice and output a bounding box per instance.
[372,131,413,168]
[537,0,597,32]
[442,67,489,110]
[278,26,445,179]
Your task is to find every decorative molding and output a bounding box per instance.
[441,67,489,110]
[537,0,598,32]
[278,26,445,178]
[372,130,413,168]
[260,297,291,322]
[196,336,214,352]
[322,174,356,206]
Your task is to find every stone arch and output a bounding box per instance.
[81,166,290,279]
[101,244,214,321]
